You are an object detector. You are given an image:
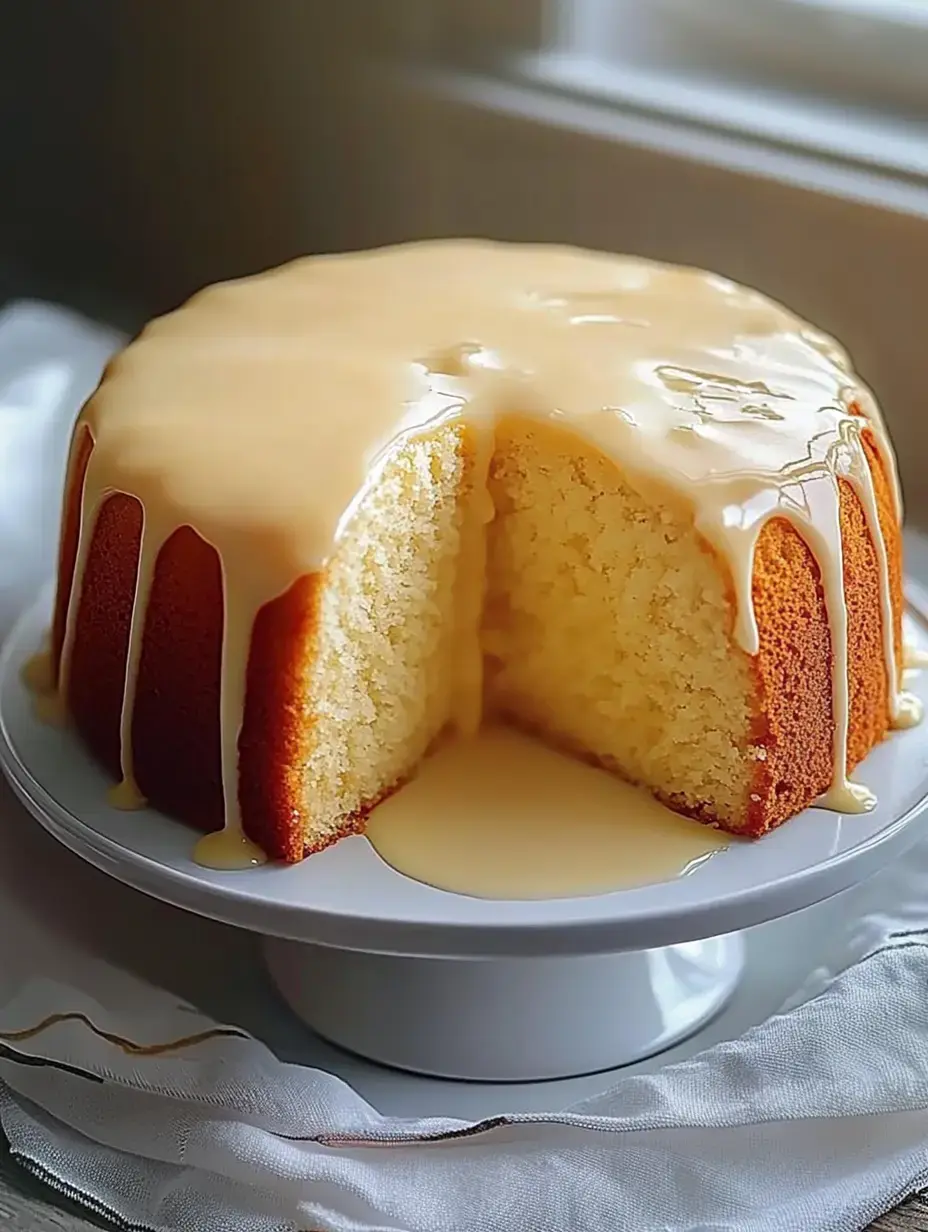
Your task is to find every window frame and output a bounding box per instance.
[481,0,928,186]
[391,0,928,195]
[550,0,928,115]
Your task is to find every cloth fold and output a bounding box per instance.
[1,902,928,1232]
[0,298,928,1231]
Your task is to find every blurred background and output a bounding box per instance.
[2,0,927,516]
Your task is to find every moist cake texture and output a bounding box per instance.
[47,240,914,864]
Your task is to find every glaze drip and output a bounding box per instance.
[44,241,909,860]
[108,503,163,811]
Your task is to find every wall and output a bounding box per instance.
[1,2,364,313]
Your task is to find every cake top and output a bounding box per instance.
[80,240,897,617]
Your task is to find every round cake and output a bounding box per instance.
[43,240,915,866]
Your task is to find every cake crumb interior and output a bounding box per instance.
[301,427,467,848]
[484,416,755,829]
[302,413,758,850]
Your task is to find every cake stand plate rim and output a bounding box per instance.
[3,583,928,959]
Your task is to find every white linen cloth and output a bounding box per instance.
[0,299,927,1231]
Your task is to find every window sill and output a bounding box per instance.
[406,54,928,219]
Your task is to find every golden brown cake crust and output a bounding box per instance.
[52,414,904,859]
[741,427,901,836]
[53,428,318,861]
[54,446,408,863]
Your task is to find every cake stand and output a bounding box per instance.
[3,587,928,1083]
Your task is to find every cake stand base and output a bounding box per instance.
[263,932,746,1081]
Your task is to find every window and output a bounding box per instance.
[550,1,928,108]
[504,0,928,180]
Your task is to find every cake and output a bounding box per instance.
[44,240,916,867]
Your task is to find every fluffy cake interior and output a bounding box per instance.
[302,426,467,848]
[483,417,756,830]
[300,414,760,850]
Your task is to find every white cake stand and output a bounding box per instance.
[3,588,928,1083]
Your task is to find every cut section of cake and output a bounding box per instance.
[45,241,915,864]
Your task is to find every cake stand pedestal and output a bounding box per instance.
[2,587,928,1082]
[262,934,745,1080]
